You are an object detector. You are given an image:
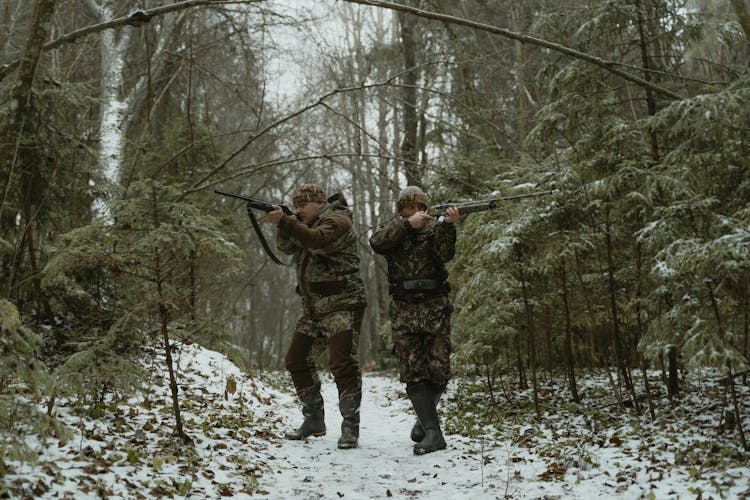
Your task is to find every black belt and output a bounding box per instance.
[401,278,441,291]
[309,280,347,295]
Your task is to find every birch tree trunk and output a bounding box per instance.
[85,0,133,215]
[85,0,185,214]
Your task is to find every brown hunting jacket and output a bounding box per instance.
[277,201,366,317]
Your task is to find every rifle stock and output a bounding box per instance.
[428,189,556,217]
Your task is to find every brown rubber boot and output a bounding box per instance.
[337,390,361,449]
[285,385,326,440]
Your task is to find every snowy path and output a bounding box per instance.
[7,344,748,499]
[259,375,529,500]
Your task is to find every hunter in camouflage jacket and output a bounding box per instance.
[369,211,456,388]
[276,200,366,319]
[269,184,366,448]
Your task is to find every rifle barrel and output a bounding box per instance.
[493,189,556,201]
[214,189,251,201]
[428,189,555,216]
[214,189,293,215]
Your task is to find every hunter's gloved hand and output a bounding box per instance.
[265,205,284,226]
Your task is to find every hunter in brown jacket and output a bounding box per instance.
[266,183,366,449]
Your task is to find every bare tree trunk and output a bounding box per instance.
[397,9,420,186]
[744,292,749,385]
[519,266,540,417]
[0,0,57,300]
[729,0,750,45]
[560,258,579,403]
[666,346,679,397]
[245,298,256,368]
[514,328,527,391]
[151,189,189,443]
[706,281,748,448]
[160,300,190,443]
[729,363,748,450]
[604,210,637,404]
[511,5,533,144]
[373,40,392,342]
[484,357,495,403]
[573,249,601,367]
[633,0,660,161]
[634,229,655,418]
[605,359,623,407]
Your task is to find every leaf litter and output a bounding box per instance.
[3,343,750,499]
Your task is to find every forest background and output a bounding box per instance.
[2,0,750,480]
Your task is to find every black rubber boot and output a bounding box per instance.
[285,386,326,440]
[407,383,446,455]
[410,386,443,443]
[337,390,361,449]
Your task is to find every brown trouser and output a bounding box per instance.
[285,308,364,396]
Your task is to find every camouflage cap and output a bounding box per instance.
[293,183,326,206]
[397,185,428,211]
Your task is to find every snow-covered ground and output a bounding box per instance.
[263,376,512,499]
[3,343,749,498]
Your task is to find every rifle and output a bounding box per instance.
[428,189,556,217]
[213,189,294,216]
[214,189,293,265]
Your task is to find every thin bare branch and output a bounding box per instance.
[0,0,266,81]
[184,75,404,194]
[341,0,684,101]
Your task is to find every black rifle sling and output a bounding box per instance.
[246,209,290,266]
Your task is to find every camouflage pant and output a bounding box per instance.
[389,295,452,388]
[285,308,363,396]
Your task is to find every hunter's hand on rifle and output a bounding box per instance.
[407,211,434,229]
[266,205,285,225]
[442,206,464,224]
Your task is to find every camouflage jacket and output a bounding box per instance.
[277,201,366,317]
[369,215,456,301]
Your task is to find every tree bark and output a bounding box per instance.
[514,328,527,391]
[398,9,420,186]
[511,5,533,144]
[667,346,679,397]
[633,221,655,418]
[633,0,660,162]
[519,266,540,417]
[729,0,750,46]
[604,210,637,404]
[560,258,579,403]
[0,0,57,299]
